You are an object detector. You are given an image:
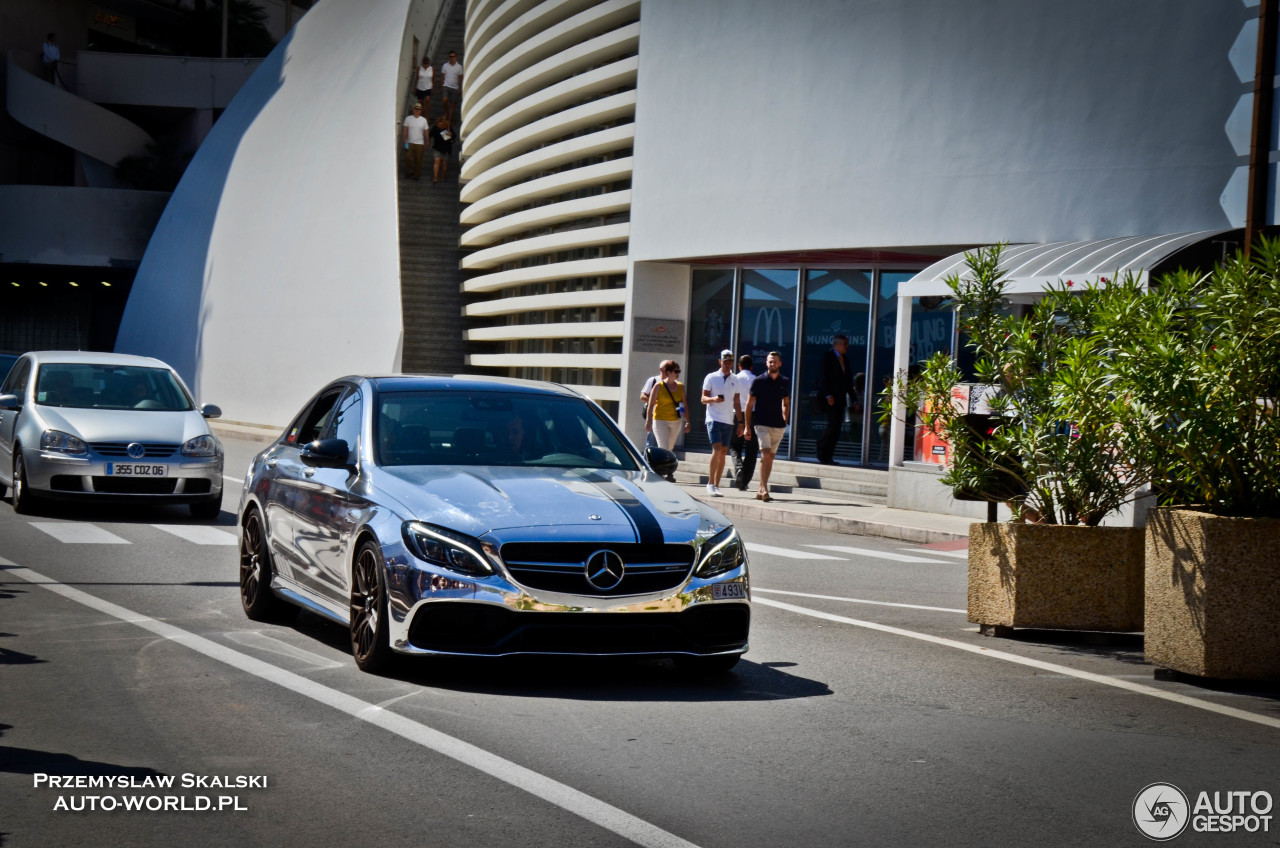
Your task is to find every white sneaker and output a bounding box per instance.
[706,483,717,495]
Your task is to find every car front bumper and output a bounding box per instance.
[380,538,750,658]
[22,447,224,503]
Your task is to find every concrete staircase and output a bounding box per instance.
[397,0,467,376]
[673,452,890,505]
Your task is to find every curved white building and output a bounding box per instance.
[457,0,641,409]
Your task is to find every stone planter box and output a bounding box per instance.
[968,523,1145,632]
[1145,508,1280,679]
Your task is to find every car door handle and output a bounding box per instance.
[303,467,316,478]
[266,458,278,468]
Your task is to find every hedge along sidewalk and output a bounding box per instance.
[678,483,971,543]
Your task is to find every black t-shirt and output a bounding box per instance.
[430,126,454,154]
[750,373,790,427]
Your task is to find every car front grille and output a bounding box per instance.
[407,603,750,655]
[92,477,177,494]
[89,442,179,458]
[499,542,695,597]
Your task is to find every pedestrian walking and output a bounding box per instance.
[729,354,759,490]
[744,351,790,501]
[639,360,670,451]
[645,361,690,458]
[415,56,433,118]
[42,33,61,86]
[441,50,463,123]
[402,102,428,180]
[700,349,737,496]
[430,116,455,182]
[816,333,854,464]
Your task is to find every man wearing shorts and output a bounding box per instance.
[700,349,737,496]
[744,351,790,501]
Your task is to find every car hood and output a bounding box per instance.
[372,464,719,543]
[34,406,209,445]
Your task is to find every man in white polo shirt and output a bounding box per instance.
[402,102,428,180]
[700,349,737,496]
[442,50,463,123]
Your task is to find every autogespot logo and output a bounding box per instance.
[1134,783,1190,841]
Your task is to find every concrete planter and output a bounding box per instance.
[968,523,1145,632]
[1144,508,1280,679]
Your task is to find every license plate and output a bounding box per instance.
[711,583,745,600]
[106,463,168,477]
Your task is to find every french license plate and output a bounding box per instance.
[106,463,168,477]
[711,583,745,600]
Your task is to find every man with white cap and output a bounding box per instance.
[700,349,737,496]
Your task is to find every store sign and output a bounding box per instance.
[89,6,136,41]
[631,317,685,354]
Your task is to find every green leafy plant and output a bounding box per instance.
[1102,239,1280,516]
[882,244,1151,525]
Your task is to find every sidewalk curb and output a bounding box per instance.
[690,493,970,544]
[211,420,281,445]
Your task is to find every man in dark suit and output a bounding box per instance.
[815,333,854,464]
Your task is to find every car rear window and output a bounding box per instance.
[376,391,637,470]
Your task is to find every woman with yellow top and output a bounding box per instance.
[645,360,690,452]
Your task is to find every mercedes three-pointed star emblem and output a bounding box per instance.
[584,549,625,591]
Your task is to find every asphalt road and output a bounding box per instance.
[2,436,1278,848]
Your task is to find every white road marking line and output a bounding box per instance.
[755,596,1280,731]
[223,631,344,670]
[2,561,702,848]
[29,522,130,545]
[805,544,951,564]
[223,474,242,487]
[754,588,965,614]
[745,543,843,561]
[151,524,239,546]
[903,547,968,560]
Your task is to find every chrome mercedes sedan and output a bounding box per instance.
[237,375,750,674]
[0,351,225,517]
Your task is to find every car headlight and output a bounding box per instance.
[402,522,494,577]
[181,435,221,457]
[696,526,746,578]
[40,429,87,455]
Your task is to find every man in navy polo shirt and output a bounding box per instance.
[744,351,791,501]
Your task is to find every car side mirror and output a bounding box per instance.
[200,403,222,419]
[0,393,21,411]
[645,446,679,478]
[300,438,352,469]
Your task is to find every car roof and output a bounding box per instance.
[365,374,582,398]
[28,350,176,369]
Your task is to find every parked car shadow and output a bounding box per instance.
[17,499,235,527]
[0,724,167,780]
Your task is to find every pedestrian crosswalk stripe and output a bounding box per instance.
[151,525,238,546]
[745,542,843,561]
[902,547,968,559]
[805,544,952,564]
[29,522,130,545]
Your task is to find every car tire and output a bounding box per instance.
[350,539,394,674]
[12,451,37,515]
[189,491,222,520]
[239,508,295,623]
[674,654,741,676]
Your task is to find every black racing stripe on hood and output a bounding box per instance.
[576,471,665,545]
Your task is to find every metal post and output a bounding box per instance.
[1245,0,1277,256]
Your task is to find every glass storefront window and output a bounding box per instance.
[797,269,872,464]
[903,294,955,461]
[686,269,736,453]
[736,269,798,455]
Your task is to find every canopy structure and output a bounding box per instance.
[900,230,1236,297]
[887,228,1239,468]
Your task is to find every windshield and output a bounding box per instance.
[376,390,638,471]
[35,364,194,411]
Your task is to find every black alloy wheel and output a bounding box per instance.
[239,509,294,622]
[350,539,393,673]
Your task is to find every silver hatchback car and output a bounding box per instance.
[0,351,225,518]
[238,375,750,674]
